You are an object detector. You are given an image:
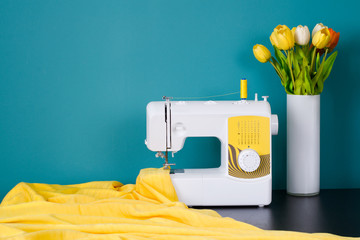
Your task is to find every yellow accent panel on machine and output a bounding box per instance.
[228,116,270,179]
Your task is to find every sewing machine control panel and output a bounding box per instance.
[228,115,270,179]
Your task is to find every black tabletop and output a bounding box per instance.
[198,189,360,237]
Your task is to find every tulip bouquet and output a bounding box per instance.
[253,24,339,95]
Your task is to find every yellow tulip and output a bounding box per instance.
[312,27,331,49]
[269,25,295,50]
[291,27,296,39]
[253,44,271,63]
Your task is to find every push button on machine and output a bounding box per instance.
[204,100,217,105]
[176,101,186,105]
[173,123,186,136]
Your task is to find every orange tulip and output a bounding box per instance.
[326,28,340,50]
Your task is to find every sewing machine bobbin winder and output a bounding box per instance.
[145,79,278,206]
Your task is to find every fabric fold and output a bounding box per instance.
[0,168,354,239]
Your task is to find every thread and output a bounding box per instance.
[170,91,241,100]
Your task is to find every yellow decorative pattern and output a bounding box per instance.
[227,116,270,179]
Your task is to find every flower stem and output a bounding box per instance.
[323,48,328,63]
[287,49,295,91]
[303,44,308,54]
[310,46,317,74]
[270,60,281,77]
[269,58,284,85]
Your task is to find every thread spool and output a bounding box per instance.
[241,78,247,100]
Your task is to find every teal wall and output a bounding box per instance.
[1,0,359,197]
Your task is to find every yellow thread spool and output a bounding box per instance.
[241,78,247,100]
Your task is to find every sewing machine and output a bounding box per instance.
[145,80,278,206]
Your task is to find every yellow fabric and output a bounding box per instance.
[0,168,355,239]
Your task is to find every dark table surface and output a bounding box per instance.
[198,189,360,237]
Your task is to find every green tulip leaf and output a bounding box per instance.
[308,47,315,66]
[312,49,328,86]
[294,78,303,95]
[272,57,281,70]
[303,66,312,94]
[321,51,338,83]
[284,87,292,94]
[316,79,324,94]
[292,50,300,79]
[286,76,294,94]
[302,54,309,70]
[297,47,306,59]
[273,46,287,68]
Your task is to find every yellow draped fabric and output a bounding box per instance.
[0,168,355,239]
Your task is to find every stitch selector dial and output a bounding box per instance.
[238,149,261,172]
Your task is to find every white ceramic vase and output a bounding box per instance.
[287,94,320,196]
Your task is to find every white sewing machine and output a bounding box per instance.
[145,80,278,206]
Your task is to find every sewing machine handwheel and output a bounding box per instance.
[238,149,261,172]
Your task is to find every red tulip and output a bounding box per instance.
[326,28,340,50]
